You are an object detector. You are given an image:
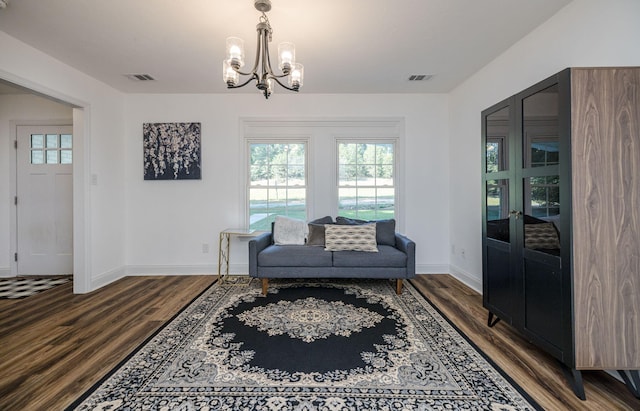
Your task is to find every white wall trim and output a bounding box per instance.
[415,264,450,275]
[90,265,126,291]
[448,264,482,294]
[0,267,10,278]
[125,265,218,276]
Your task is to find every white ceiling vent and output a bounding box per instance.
[407,74,433,81]
[125,74,156,81]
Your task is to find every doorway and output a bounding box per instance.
[15,125,73,276]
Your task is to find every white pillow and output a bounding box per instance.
[273,216,308,245]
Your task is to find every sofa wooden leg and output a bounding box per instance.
[262,278,269,296]
[396,279,403,295]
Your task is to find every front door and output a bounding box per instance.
[16,125,73,275]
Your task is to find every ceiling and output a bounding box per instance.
[0,0,572,95]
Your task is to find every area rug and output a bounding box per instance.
[68,278,541,410]
[0,276,71,299]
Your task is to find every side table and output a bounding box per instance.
[217,228,257,283]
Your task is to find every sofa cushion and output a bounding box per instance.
[324,223,378,252]
[258,245,333,267]
[333,245,407,267]
[273,216,307,245]
[335,217,396,246]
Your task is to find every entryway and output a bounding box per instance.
[15,125,73,276]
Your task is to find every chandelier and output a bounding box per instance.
[223,0,303,99]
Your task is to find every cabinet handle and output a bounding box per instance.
[509,210,522,219]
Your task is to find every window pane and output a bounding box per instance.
[61,150,73,164]
[338,142,395,220]
[31,134,44,149]
[61,134,73,148]
[339,165,357,186]
[249,142,307,230]
[46,134,59,148]
[46,150,59,164]
[31,150,44,164]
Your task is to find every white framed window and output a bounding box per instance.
[242,118,404,231]
[337,141,396,220]
[247,141,307,231]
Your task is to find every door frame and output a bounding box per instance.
[10,119,73,277]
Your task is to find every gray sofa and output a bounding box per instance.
[248,218,415,295]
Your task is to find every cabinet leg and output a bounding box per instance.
[617,370,640,398]
[559,363,586,400]
[487,311,500,327]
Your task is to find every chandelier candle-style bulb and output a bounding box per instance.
[223,60,239,86]
[226,37,245,69]
[290,63,304,89]
[278,42,295,73]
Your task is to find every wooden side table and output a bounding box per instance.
[217,228,257,282]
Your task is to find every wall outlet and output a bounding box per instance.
[202,243,210,253]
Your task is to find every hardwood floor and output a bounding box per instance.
[0,275,216,410]
[411,274,640,411]
[0,274,637,410]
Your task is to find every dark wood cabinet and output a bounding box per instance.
[481,67,640,400]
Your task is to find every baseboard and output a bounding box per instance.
[0,266,11,278]
[125,264,217,276]
[90,266,127,291]
[448,264,482,294]
[415,264,449,275]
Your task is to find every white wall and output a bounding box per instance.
[448,0,640,290]
[124,93,450,276]
[0,31,126,292]
[0,94,73,277]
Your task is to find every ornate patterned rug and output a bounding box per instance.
[68,278,541,410]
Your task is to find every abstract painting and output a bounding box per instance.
[143,122,201,180]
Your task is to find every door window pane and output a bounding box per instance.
[61,150,73,164]
[61,134,73,148]
[31,134,44,148]
[523,84,559,168]
[46,134,59,148]
[31,151,44,164]
[486,179,510,242]
[486,106,509,173]
[46,150,59,164]
[524,175,560,255]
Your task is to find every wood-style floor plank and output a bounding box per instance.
[1,274,638,410]
[411,274,640,411]
[0,275,216,410]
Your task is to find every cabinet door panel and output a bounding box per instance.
[523,256,563,356]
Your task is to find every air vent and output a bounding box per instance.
[125,74,156,81]
[407,74,433,81]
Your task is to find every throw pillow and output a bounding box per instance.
[305,216,334,246]
[524,222,560,249]
[306,223,326,246]
[273,216,308,245]
[324,223,378,252]
[335,217,396,246]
